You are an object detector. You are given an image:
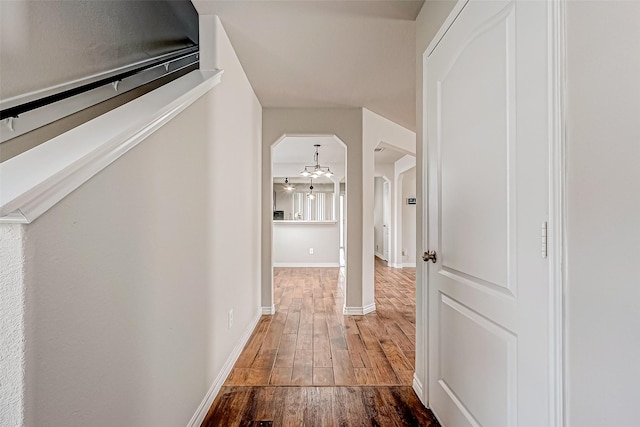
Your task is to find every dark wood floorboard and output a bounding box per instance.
[202,386,439,427]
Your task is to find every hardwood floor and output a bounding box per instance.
[226,260,416,387]
[202,386,439,427]
[203,259,438,426]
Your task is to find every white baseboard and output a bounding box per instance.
[413,374,425,406]
[374,251,386,260]
[261,305,276,315]
[186,308,262,427]
[403,262,417,268]
[343,303,376,315]
[273,262,340,267]
[363,303,376,315]
[390,263,403,268]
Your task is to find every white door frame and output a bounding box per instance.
[382,177,391,262]
[414,1,566,425]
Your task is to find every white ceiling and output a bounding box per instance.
[374,140,413,164]
[192,0,424,131]
[273,135,346,164]
[272,135,412,180]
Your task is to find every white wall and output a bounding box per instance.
[0,15,262,427]
[0,0,198,99]
[0,1,200,161]
[401,167,417,266]
[273,223,340,267]
[565,2,640,425]
[262,108,365,311]
[21,99,213,426]
[363,108,416,305]
[376,155,416,269]
[373,177,385,258]
[201,15,263,383]
[394,155,416,269]
[0,224,25,427]
[263,109,414,313]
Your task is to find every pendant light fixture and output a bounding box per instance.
[307,179,315,200]
[300,144,333,179]
[283,177,295,191]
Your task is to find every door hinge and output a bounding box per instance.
[541,221,548,258]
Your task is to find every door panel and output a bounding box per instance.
[425,1,549,426]
[439,6,514,292]
[439,295,516,427]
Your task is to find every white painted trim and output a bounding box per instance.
[374,251,386,260]
[402,262,417,268]
[273,262,340,268]
[416,46,431,412]
[424,0,470,58]
[364,303,376,315]
[0,212,28,224]
[343,303,376,316]
[548,1,566,426]
[261,305,276,315]
[186,307,262,427]
[418,0,469,410]
[413,374,426,407]
[0,70,223,223]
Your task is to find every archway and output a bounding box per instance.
[270,134,347,309]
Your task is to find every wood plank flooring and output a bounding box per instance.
[225,260,417,387]
[202,386,439,427]
[203,259,438,426]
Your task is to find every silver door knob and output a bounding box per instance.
[422,251,437,263]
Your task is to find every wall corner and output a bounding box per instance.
[0,224,26,427]
[198,14,218,71]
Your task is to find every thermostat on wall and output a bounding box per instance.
[407,198,417,205]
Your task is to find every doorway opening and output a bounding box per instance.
[373,176,391,264]
[271,135,347,293]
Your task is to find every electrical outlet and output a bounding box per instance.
[228,309,234,329]
[309,248,314,255]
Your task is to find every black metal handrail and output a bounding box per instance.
[0,45,199,121]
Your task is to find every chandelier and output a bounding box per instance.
[300,144,333,178]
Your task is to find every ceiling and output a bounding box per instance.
[272,135,412,180]
[191,0,424,131]
[273,135,345,165]
[374,141,412,164]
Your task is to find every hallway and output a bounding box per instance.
[202,260,439,425]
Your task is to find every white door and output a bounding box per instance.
[424,1,551,426]
[383,180,391,261]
